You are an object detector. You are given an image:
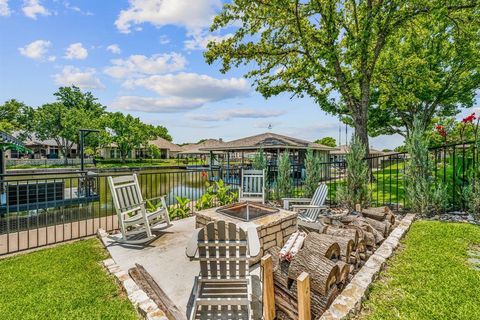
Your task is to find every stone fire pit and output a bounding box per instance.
[196,202,298,264]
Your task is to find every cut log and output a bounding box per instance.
[363,217,389,237]
[336,260,350,284]
[303,233,341,260]
[346,218,374,233]
[129,264,187,320]
[361,207,386,221]
[306,232,355,260]
[322,226,359,247]
[288,247,339,295]
[356,239,366,253]
[275,282,339,319]
[385,212,396,225]
[268,246,291,289]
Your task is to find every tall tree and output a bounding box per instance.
[369,11,480,137]
[34,87,106,163]
[205,0,478,152]
[0,99,34,138]
[105,112,155,162]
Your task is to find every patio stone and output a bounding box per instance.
[122,278,140,295]
[128,289,150,306]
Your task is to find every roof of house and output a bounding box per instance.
[330,145,384,155]
[178,139,225,155]
[23,135,77,148]
[148,137,183,152]
[201,132,335,152]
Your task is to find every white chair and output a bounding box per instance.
[107,174,171,244]
[239,169,265,204]
[283,183,329,223]
[185,220,260,320]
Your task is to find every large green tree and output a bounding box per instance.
[205,0,478,152]
[369,11,480,138]
[0,99,34,138]
[105,112,157,162]
[34,86,106,163]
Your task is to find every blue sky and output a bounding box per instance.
[2,0,466,149]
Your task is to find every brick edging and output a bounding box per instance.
[319,214,416,320]
[97,229,168,320]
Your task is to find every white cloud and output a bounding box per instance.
[111,96,203,113]
[184,31,232,50]
[123,72,249,102]
[189,109,286,121]
[0,0,11,16]
[64,42,88,60]
[104,53,186,79]
[159,35,170,45]
[53,66,104,89]
[18,40,52,60]
[106,44,121,54]
[63,1,93,16]
[115,0,221,34]
[22,0,50,19]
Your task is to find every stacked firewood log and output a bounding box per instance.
[269,206,396,319]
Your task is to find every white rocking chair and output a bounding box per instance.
[107,174,171,244]
[185,220,260,320]
[239,169,265,204]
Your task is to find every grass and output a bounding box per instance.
[358,221,480,320]
[0,239,139,320]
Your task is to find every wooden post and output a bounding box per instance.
[261,254,275,320]
[355,203,362,212]
[297,272,311,320]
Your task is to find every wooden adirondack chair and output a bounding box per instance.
[185,220,260,320]
[107,174,171,244]
[239,169,265,204]
[282,183,329,223]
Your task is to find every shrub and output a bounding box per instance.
[252,148,267,170]
[169,196,191,219]
[405,117,431,215]
[304,149,321,197]
[430,182,449,214]
[464,181,480,220]
[195,180,237,210]
[336,135,370,210]
[276,150,292,199]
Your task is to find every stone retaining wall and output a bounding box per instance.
[319,213,416,320]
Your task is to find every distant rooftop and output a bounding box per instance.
[201,132,335,152]
[178,139,225,155]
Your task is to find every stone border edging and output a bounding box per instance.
[97,229,168,320]
[319,213,416,320]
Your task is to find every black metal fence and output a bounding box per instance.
[1,141,476,255]
[264,141,478,213]
[0,167,241,255]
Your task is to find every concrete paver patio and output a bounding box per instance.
[103,216,261,319]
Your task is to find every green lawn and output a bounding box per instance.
[0,239,139,320]
[359,221,480,320]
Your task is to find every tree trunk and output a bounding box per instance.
[303,233,340,260]
[352,105,369,154]
[288,248,339,295]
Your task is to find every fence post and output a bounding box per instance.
[261,254,275,320]
[297,272,311,320]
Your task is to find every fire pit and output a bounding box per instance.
[216,201,279,221]
[196,201,297,264]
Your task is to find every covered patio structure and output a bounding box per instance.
[201,132,334,169]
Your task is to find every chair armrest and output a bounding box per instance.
[282,198,311,202]
[291,204,328,210]
[185,228,201,259]
[246,226,260,257]
[145,195,167,203]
